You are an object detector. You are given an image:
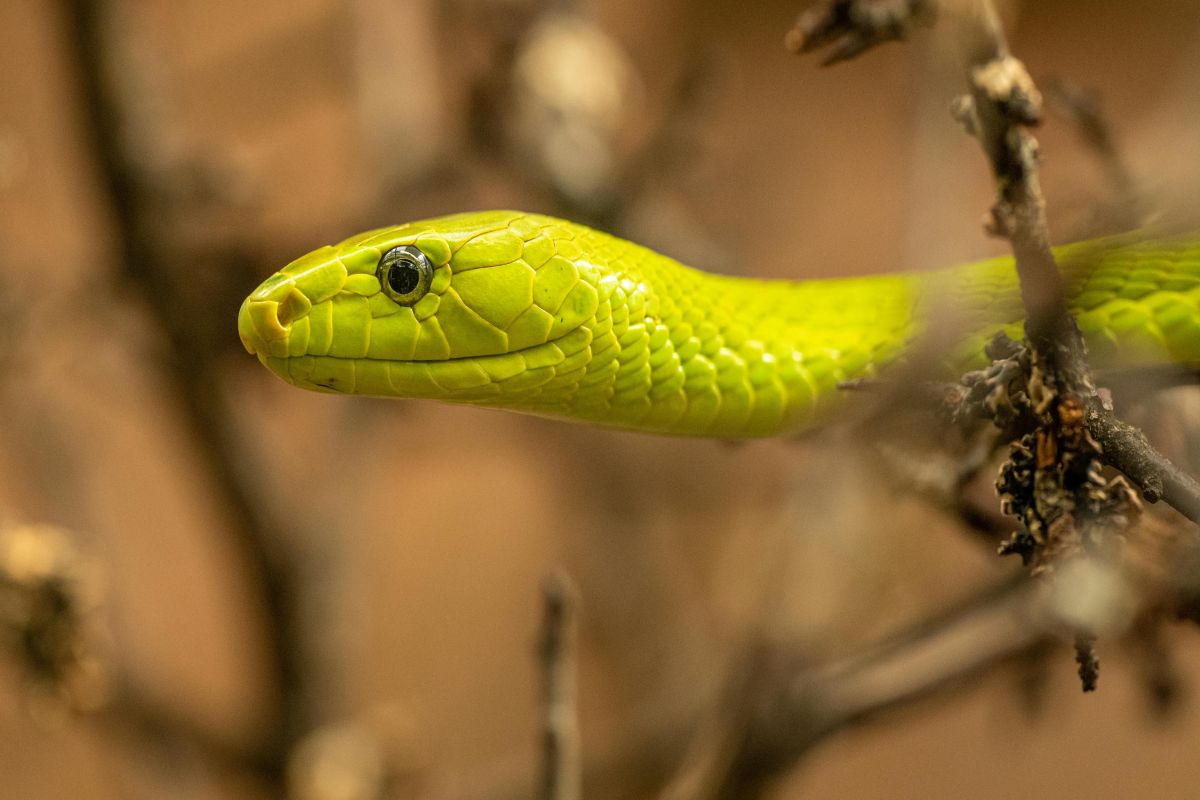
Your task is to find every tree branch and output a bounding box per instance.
[59,0,307,785]
[657,576,1049,799]
[537,572,581,800]
[785,0,937,64]
[952,1,1200,525]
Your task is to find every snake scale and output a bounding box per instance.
[238,210,1200,437]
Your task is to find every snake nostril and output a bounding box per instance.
[238,280,314,356]
[276,287,312,327]
[239,297,294,359]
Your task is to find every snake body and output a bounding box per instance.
[238,211,1200,437]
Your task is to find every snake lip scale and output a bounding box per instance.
[240,210,1200,437]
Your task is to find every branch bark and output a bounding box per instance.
[537,573,581,800]
[952,0,1200,524]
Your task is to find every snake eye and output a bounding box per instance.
[377,245,433,305]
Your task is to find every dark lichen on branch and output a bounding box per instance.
[948,2,1200,528]
[949,2,1200,539]
[952,1,1158,691]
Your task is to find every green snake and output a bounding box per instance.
[238,210,1200,437]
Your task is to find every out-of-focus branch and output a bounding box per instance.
[0,524,109,710]
[101,678,284,781]
[643,577,1059,800]
[537,573,581,800]
[785,0,937,65]
[1047,78,1143,228]
[0,520,285,779]
[468,577,1049,800]
[447,535,1200,800]
[682,542,1195,798]
[708,576,1045,799]
[59,0,305,786]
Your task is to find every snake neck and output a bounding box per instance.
[498,228,925,437]
[507,229,1200,437]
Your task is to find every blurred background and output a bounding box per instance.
[1,0,1200,798]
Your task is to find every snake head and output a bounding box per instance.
[238,211,610,405]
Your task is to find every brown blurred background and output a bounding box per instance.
[1,0,1200,798]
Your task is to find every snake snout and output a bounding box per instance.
[238,277,313,358]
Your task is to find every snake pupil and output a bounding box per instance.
[388,262,421,295]
[376,244,433,305]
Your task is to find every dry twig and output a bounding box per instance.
[537,572,582,800]
[1047,78,1144,230]
[785,0,937,64]
[706,576,1052,799]
[951,3,1200,526]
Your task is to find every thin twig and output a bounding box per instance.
[785,0,938,65]
[1086,408,1200,520]
[1046,78,1144,229]
[956,4,1081,375]
[537,572,581,800]
[709,577,1050,799]
[474,576,1048,800]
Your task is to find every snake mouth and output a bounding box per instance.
[258,330,593,400]
[240,281,596,399]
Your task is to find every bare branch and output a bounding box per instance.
[800,2,1200,524]
[1047,78,1140,217]
[537,572,581,800]
[950,1,1200,525]
[786,0,937,65]
[954,4,1078,368]
[710,577,1051,799]
[1086,407,1200,520]
[59,0,309,782]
